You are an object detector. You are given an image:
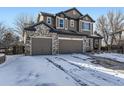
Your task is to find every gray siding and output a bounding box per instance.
[42,15,55,28]
[68,20,78,31]
[64,10,81,19]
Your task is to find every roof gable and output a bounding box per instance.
[64,7,83,16]
[56,8,83,19]
[80,14,95,22]
[24,21,55,31]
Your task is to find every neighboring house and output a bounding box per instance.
[24,8,102,55]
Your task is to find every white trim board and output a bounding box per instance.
[31,36,52,39]
[58,37,83,40]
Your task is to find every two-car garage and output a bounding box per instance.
[31,37,83,55]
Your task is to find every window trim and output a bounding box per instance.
[82,22,90,31]
[80,20,93,31]
[59,18,64,28]
[47,17,52,25]
[56,17,64,29]
[70,20,74,27]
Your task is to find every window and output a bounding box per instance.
[47,17,51,24]
[82,22,90,31]
[59,19,64,28]
[70,20,74,27]
[56,17,64,29]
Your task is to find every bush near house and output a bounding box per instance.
[0,43,24,55]
[0,54,6,64]
[101,45,124,54]
[12,44,24,54]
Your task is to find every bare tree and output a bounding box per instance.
[107,11,124,46]
[96,11,124,51]
[0,23,8,41]
[96,15,110,50]
[14,14,34,39]
[2,32,15,49]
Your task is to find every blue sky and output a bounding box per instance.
[0,7,124,28]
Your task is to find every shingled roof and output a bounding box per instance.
[79,14,95,22]
[56,8,95,22]
[40,12,55,17]
[56,8,83,20]
[24,8,100,38]
[57,8,83,16]
[24,21,102,39]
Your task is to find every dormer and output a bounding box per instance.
[37,12,55,27]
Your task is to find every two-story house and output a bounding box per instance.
[24,8,102,55]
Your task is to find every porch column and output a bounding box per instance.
[90,38,93,51]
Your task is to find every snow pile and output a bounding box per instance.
[0,54,4,57]
[94,53,124,63]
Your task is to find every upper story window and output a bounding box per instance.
[59,19,64,28]
[70,20,74,27]
[82,22,90,31]
[56,17,65,29]
[47,17,52,24]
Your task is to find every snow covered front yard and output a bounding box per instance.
[1,54,124,86]
[94,53,124,63]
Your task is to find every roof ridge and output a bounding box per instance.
[56,7,83,16]
[40,11,55,17]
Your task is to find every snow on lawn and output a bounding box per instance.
[1,54,124,86]
[46,54,124,85]
[0,55,78,86]
[94,53,124,63]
